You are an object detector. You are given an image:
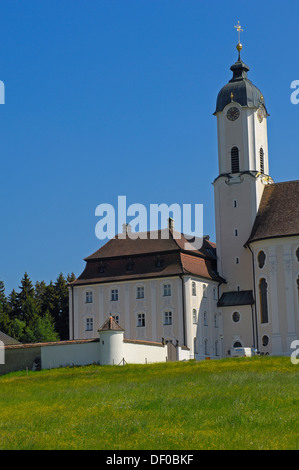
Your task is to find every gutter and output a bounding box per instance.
[179,274,186,347]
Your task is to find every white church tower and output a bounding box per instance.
[213,28,272,291]
[213,24,274,353]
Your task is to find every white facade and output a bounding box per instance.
[69,275,222,359]
[69,48,299,361]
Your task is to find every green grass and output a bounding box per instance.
[0,357,298,450]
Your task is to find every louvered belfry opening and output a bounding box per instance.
[231,146,240,173]
[260,147,264,173]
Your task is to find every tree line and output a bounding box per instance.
[0,272,76,343]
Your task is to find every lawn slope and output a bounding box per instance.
[0,356,298,450]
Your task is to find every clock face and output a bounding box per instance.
[226,106,240,121]
[257,106,264,123]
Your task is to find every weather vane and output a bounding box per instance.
[234,21,243,59]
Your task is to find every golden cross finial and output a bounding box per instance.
[234,21,243,44]
[234,21,243,59]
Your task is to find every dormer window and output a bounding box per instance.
[126,259,134,271]
[231,147,240,173]
[99,262,105,273]
[155,256,163,268]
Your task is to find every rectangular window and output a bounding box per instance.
[213,287,218,300]
[164,311,172,325]
[111,289,119,301]
[137,313,145,327]
[85,291,93,303]
[136,286,145,299]
[86,318,93,331]
[163,284,171,297]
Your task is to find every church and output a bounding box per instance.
[69,32,299,359]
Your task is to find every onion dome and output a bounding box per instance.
[214,42,267,115]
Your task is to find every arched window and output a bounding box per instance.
[203,311,208,326]
[233,341,242,348]
[260,147,264,173]
[258,250,266,269]
[192,308,197,324]
[204,339,209,355]
[192,281,196,296]
[259,278,269,324]
[231,147,240,173]
[296,247,299,262]
[203,284,207,298]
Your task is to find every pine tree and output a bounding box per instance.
[0,280,10,333]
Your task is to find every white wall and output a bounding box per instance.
[123,340,167,364]
[41,337,169,369]
[41,340,99,370]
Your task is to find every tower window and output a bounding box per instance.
[234,229,238,236]
[296,247,299,262]
[233,200,237,208]
[260,147,265,173]
[192,309,197,324]
[192,281,196,296]
[259,278,269,324]
[231,147,240,173]
[258,251,266,269]
[236,257,239,264]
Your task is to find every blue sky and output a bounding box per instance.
[0,0,298,294]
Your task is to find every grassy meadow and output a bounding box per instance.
[0,356,298,450]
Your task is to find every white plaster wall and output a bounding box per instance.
[41,341,99,370]
[177,346,191,361]
[123,341,167,364]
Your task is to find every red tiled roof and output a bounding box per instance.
[98,316,125,332]
[70,229,223,286]
[248,180,299,243]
